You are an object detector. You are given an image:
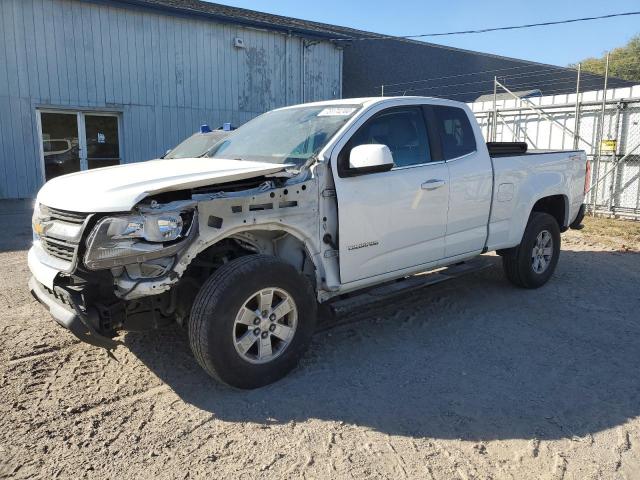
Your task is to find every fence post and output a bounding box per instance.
[592,52,610,214]
[381,85,384,97]
[492,76,498,141]
[573,63,581,150]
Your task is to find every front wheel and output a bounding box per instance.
[189,255,317,389]
[502,212,561,289]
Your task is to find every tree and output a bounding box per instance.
[570,34,640,82]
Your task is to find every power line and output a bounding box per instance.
[334,11,640,42]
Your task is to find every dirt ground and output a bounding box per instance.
[1,213,640,480]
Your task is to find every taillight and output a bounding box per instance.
[584,158,591,194]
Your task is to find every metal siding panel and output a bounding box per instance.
[81,4,97,104]
[175,21,184,107]
[10,0,30,99]
[158,14,169,107]
[89,5,106,105]
[199,24,209,111]
[0,97,15,197]
[9,97,29,196]
[2,0,21,99]
[70,1,88,104]
[42,0,61,102]
[219,24,228,112]
[126,107,139,164]
[150,14,162,107]
[99,5,114,104]
[189,21,199,108]
[142,14,155,107]
[0,5,9,98]
[229,25,239,115]
[126,11,139,105]
[52,0,70,103]
[168,19,179,107]
[116,8,130,104]
[61,0,78,103]
[211,22,221,112]
[153,105,163,158]
[20,100,40,194]
[133,11,146,106]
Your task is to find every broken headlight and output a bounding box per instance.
[84,210,195,270]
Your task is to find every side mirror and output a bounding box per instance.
[348,144,394,175]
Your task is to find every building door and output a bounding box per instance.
[40,112,80,181]
[38,111,121,182]
[84,115,121,170]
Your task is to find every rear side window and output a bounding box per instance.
[346,107,432,168]
[430,106,476,160]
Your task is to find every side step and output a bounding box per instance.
[326,257,494,318]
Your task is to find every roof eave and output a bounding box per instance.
[90,0,353,41]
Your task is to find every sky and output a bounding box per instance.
[209,0,640,66]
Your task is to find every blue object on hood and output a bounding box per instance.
[223,122,231,131]
[200,124,212,133]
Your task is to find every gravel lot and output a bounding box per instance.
[1,207,639,479]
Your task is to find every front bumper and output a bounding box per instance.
[29,276,119,349]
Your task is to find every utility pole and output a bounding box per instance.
[381,85,384,97]
[592,52,610,214]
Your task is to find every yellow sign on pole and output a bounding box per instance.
[600,139,617,153]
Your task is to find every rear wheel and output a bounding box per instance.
[189,255,317,389]
[502,212,561,288]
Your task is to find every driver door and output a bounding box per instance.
[331,106,449,284]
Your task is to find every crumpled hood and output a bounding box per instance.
[36,158,288,212]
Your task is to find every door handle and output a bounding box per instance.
[421,179,446,190]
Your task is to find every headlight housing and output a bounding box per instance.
[84,210,195,270]
[32,201,41,241]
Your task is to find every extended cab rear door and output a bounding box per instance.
[331,105,449,284]
[425,105,493,258]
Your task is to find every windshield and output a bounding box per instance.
[207,105,361,166]
[164,131,230,159]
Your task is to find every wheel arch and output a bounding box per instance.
[531,194,569,231]
[182,223,323,287]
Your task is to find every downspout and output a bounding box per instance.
[301,39,306,103]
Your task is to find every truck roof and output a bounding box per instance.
[275,96,467,111]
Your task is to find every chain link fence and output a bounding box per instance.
[472,97,640,219]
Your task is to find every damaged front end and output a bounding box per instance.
[29,170,323,349]
[29,198,200,348]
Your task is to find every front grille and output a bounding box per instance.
[42,205,89,224]
[41,237,76,262]
[38,205,91,267]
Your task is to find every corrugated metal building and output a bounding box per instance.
[342,38,634,102]
[0,0,346,199]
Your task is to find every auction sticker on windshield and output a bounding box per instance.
[317,107,357,117]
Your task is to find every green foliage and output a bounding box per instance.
[570,34,640,82]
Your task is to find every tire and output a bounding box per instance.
[189,254,317,389]
[502,212,561,289]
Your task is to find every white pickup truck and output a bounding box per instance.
[29,97,588,388]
